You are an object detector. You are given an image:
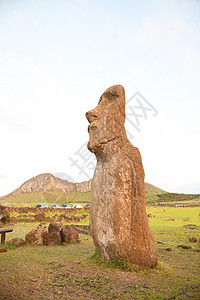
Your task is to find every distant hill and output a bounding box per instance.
[144,182,200,204]
[0,173,199,206]
[0,173,92,206]
[145,182,164,194]
[6,173,92,195]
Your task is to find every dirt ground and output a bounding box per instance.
[0,233,200,300]
[0,207,200,299]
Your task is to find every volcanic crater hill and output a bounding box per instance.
[6,173,161,197]
[2,173,199,205]
[6,173,92,196]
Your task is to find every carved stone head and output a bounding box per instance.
[86,85,127,154]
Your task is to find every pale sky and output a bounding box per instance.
[0,0,200,196]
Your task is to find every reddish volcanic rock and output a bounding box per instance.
[43,231,61,245]
[25,225,47,245]
[9,238,25,246]
[86,85,157,267]
[0,249,7,253]
[48,222,60,234]
[34,213,45,222]
[60,225,79,243]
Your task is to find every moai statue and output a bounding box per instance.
[86,85,157,267]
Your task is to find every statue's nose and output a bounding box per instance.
[85,109,98,123]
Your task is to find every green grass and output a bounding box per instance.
[146,206,200,251]
[4,206,199,243]
[0,190,91,207]
[69,209,90,217]
[92,249,136,271]
[1,223,41,240]
[146,206,200,226]
[156,192,200,202]
[0,206,199,299]
[1,242,18,250]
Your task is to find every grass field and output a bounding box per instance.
[0,206,199,299]
[0,190,92,207]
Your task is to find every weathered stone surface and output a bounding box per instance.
[34,213,45,222]
[25,226,47,245]
[60,225,79,243]
[48,222,60,234]
[86,85,157,267]
[9,238,25,246]
[43,231,61,245]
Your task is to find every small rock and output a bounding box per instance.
[147,214,155,218]
[34,213,45,222]
[189,237,199,243]
[184,224,197,230]
[25,226,47,245]
[0,248,7,253]
[43,231,61,245]
[182,245,192,249]
[60,225,79,243]
[9,238,25,246]
[165,248,172,251]
[177,245,192,249]
[48,222,60,234]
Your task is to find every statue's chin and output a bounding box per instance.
[87,139,103,154]
[87,141,96,153]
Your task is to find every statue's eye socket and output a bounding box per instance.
[92,115,97,120]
